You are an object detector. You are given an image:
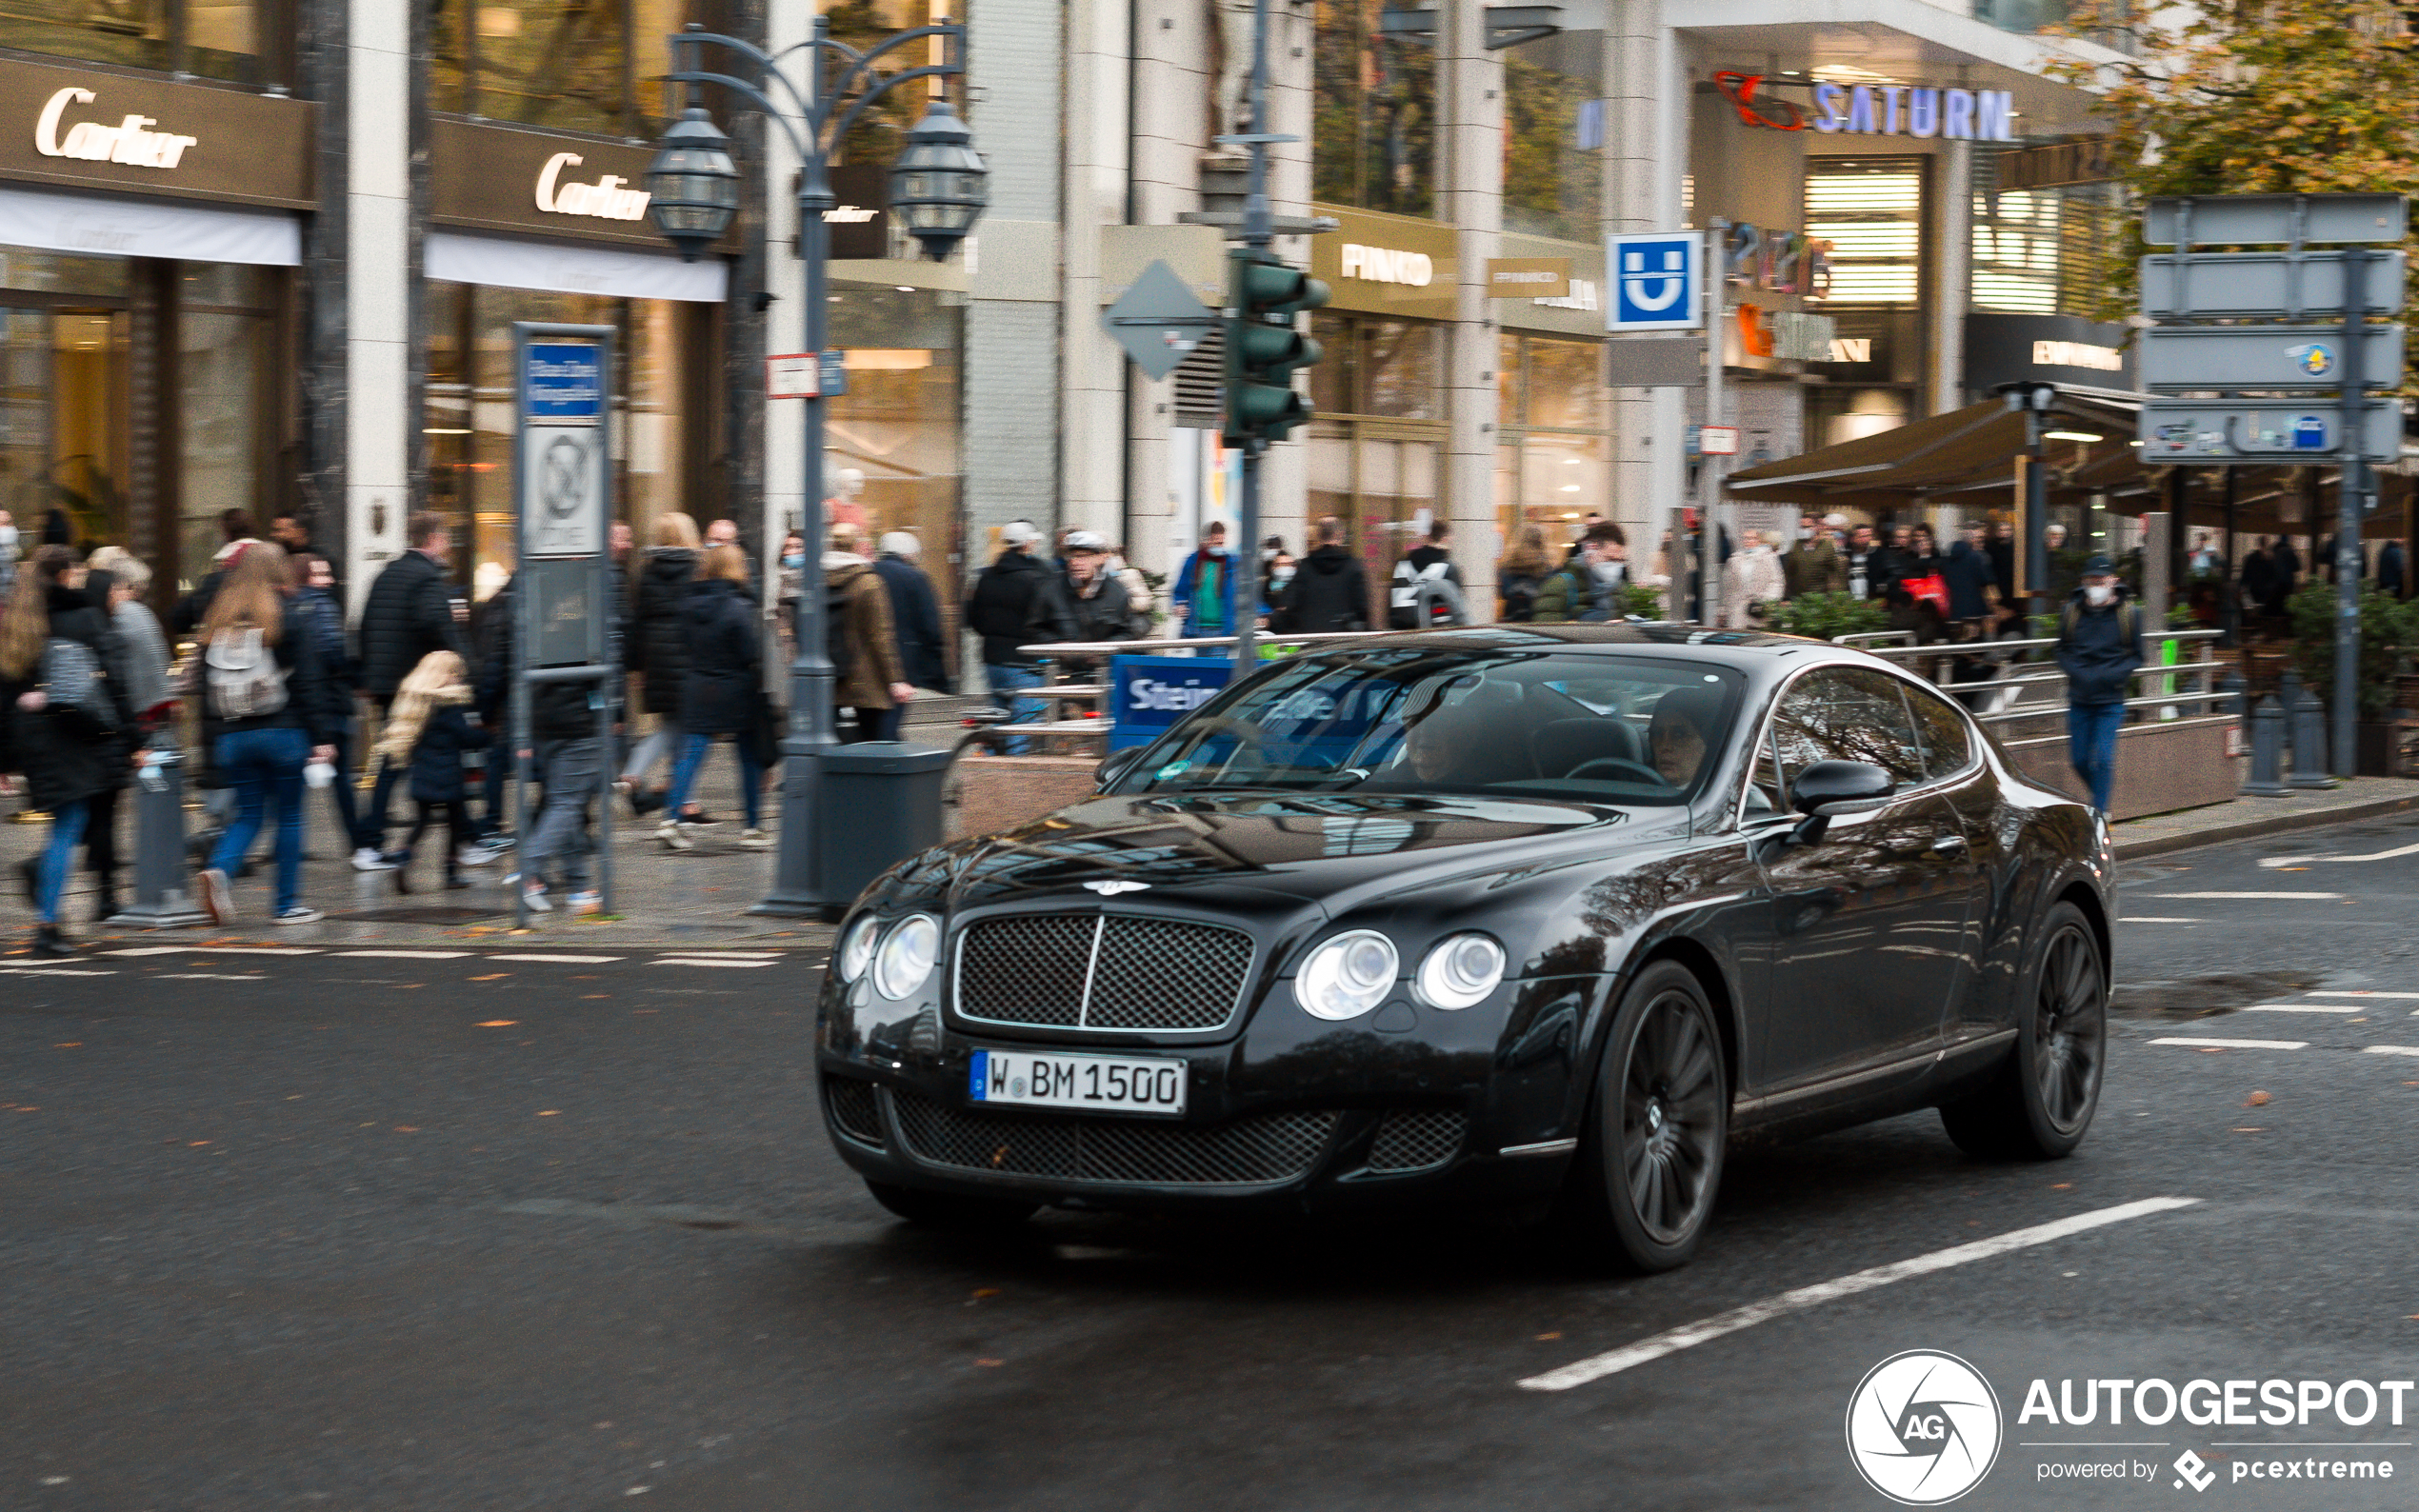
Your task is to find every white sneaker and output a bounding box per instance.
[567,890,601,916]
[197,866,234,925]
[657,820,691,852]
[456,842,505,867]
[350,846,397,872]
[739,827,772,850]
[522,883,554,912]
[274,905,324,925]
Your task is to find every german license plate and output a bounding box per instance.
[968,1049,1187,1116]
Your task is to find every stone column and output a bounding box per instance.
[340,0,417,609]
[1439,0,1502,618]
[1060,0,1131,538]
[1605,0,1685,580]
[1929,138,1971,416]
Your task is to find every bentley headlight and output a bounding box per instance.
[872,913,941,1000]
[836,912,882,984]
[1416,933,1506,1010]
[1298,930,1399,1021]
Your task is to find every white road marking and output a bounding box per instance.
[101,945,320,956]
[2120,916,2203,924]
[1518,1197,2203,1392]
[2244,1004,2364,1014]
[650,958,776,968]
[2260,838,2419,868]
[2147,1036,2309,1050]
[2362,1045,2419,1058]
[2150,891,2343,900]
[0,967,111,977]
[2311,989,2419,1000]
[159,972,266,981]
[99,946,190,957]
[333,950,473,960]
[486,954,626,964]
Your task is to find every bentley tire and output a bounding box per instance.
[864,1180,1038,1231]
[1564,961,1729,1273]
[1940,902,2106,1161]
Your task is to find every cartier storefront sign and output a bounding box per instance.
[0,54,314,209]
[433,119,735,250]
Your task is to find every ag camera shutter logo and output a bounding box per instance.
[1606,233,1701,331]
[1846,1350,2003,1504]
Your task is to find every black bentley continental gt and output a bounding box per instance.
[816,626,2114,1270]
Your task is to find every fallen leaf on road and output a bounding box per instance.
[2245,1090,2272,1106]
[394,1125,419,1133]
[538,1110,562,1116]
[2231,1126,2265,1133]
[470,973,510,982]
[972,1287,1002,1298]
[974,1359,1004,1367]
[2050,1183,2072,1189]
[582,994,610,1000]
[189,1140,211,1146]
[1535,1331,1562,1341]
[476,1021,518,1027]
[54,1042,80,1048]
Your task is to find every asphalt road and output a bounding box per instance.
[8,814,2419,1511]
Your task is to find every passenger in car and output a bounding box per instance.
[1648,687,1722,786]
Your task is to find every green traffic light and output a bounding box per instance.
[1222,250,1328,446]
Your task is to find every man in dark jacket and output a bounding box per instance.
[480,573,618,910]
[350,512,466,865]
[2380,539,2408,600]
[1533,523,1626,624]
[1943,521,1998,635]
[965,520,1076,753]
[1275,516,1369,634]
[2054,555,2144,814]
[1388,521,1464,628]
[872,531,949,691]
[1061,531,1135,672]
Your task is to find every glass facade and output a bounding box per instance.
[1312,0,1437,218]
[0,251,279,595]
[1493,333,1607,554]
[0,0,282,86]
[825,281,965,605]
[425,281,703,598]
[1500,30,1604,243]
[430,0,697,137]
[1971,155,2123,319]
[1306,310,1444,626]
[1807,159,1925,308]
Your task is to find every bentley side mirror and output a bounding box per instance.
[1094,745,1148,791]
[1785,760,1894,846]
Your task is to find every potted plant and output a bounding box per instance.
[1761,590,1889,642]
[2286,579,2418,774]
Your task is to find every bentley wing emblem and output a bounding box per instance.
[1083,880,1151,896]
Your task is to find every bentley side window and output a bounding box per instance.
[1902,680,1975,781]
[1771,670,1928,793]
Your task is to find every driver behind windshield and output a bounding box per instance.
[1403,691,1498,786]
[1648,687,1722,786]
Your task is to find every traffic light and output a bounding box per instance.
[1222,249,1329,446]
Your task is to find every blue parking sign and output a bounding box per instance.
[1607,233,1701,331]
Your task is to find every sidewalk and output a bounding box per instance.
[2112,776,2419,862]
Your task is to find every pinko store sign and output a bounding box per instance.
[1713,72,2018,144]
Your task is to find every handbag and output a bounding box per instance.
[1903,572,1949,616]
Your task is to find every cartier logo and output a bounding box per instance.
[34,86,197,169]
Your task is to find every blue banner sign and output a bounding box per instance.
[525,342,604,422]
[1109,655,1231,751]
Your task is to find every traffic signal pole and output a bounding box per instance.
[1232,0,1274,683]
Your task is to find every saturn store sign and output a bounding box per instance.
[1712,71,2017,143]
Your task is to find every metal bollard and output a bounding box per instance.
[2287,674,2337,789]
[109,749,210,928]
[2241,695,2289,796]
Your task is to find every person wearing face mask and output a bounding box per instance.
[1171,522,1236,640]
[775,530,809,663]
[2054,556,2144,815]
[1262,549,1296,627]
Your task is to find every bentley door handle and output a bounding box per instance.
[1929,835,1969,857]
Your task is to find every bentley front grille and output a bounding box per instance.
[889,1087,1337,1186]
[955,914,1255,1033]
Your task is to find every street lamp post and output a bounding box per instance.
[646,20,987,917]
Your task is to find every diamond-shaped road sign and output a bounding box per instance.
[1103,259,1218,380]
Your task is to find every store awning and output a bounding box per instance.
[0,184,299,266]
[1726,391,2144,513]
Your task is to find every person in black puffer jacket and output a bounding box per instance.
[191,543,342,929]
[477,573,621,911]
[0,545,135,957]
[621,511,702,816]
[1273,516,1369,634]
[350,511,466,865]
[656,544,768,849]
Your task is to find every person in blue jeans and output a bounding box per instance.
[192,543,343,926]
[656,545,772,851]
[0,545,134,957]
[2053,556,2144,815]
[963,521,1076,755]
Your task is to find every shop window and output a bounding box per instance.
[0,0,279,87]
[1493,333,1609,568]
[1312,0,1436,218]
[828,0,971,168]
[1971,158,2122,320]
[1500,30,1604,243]
[177,264,271,583]
[825,283,964,603]
[1807,160,1923,307]
[432,0,710,137]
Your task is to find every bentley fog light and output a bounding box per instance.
[873,913,941,1000]
[836,913,882,984]
[1299,930,1399,1021]
[1416,933,1506,1010]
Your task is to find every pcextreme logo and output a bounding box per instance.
[1847,1351,2004,1505]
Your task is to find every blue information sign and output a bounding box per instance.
[525,342,604,422]
[1109,655,1231,751]
[1607,232,1702,332]
[820,348,849,397]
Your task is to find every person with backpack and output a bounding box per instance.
[77,548,170,922]
[0,545,135,956]
[371,649,485,894]
[658,544,770,850]
[826,523,914,743]
[192,542,341,927]
[1534,523,1628,623]
[1389,521,1465,628]
[2054,555,2145,815]
[1495,525,1554,623]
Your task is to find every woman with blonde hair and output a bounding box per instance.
[191,541,341,927]
[0,545,131,956]
[1495,523,1555,622]
[622,509,705,814]
[372,648,485,893]
[656,543,769,849]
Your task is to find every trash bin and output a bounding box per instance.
[819,741,952,900]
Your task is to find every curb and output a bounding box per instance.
[2114,791,2419,863]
